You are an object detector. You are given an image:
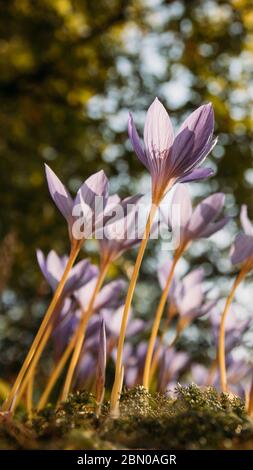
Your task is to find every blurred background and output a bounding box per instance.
[0,0,253,383]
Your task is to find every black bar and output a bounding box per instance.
[0,450,252,466]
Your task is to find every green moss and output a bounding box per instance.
[1,385,253,449]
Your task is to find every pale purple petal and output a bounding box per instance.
[128,113,148,169]
[188,193,225,238]
[230,233,253,265]
[74,170,109,238]
[144,98,174,164]
[45,164,73,223]
[171,184,192,235]
[177,167,214,184]
[240,205,253,236]
[198,216,230,238]
[94,279,126,311]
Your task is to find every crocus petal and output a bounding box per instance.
[240,205,253,236]
[230,233,253,265]
[144,98,174,165]
[128,113,148,169]
[94,279,126,311]
[177,167,214,184]
[188,193,225,238]
[74,170,109,238]
[198,216,230,238]
[170,184,192,237]
[45,164,73,223]
[64,260,98,294]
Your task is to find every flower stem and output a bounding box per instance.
[37,326,79,410]
[110,203,157,413]
[143,254,179,390]
[11,321,54,412]
[2,242,81,412]
[60,263,109,403]
[26,371,34,419]
[218,268,246,392]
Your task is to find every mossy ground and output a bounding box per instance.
[1,384,253,450]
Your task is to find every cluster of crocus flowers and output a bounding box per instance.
[3,96,253,419]
[218,205,253,394]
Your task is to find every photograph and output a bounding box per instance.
[0,0,253,461]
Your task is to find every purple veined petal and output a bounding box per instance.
[230,233,253,265]
[170,127,195,172]
[176,103,214,163]
[188,192,225,238]
[128,113,149,169]
[143,98,174,165]
[170,184,192,236]
[240,205,253,236]
[198,216,230,239]
[126,318,145,337]
[177,167,214,184]
[45,164,73,223]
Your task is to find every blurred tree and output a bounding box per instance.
[0,0,253,375]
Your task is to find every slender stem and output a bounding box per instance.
[11,322,54,412]
[37,327,79,411]
[143,254,179,390]
[26,371,34,419]
[110,204,157,412]
[61,263,109,402]
[218,269,246,392]
[2,242,81,412]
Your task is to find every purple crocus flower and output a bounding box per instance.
[99,194,143,264]
[75,278,126,313]
[158,263,214,329]
[45,165,109,241]
[36,249,98,296]
[128,98,216,203]
[230,205,253,267]
[162,184,229,253]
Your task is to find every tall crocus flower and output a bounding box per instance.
[219,205,253,392]
[3,167,109,413]
[143,184,228,389]
[111,100,216,413]
[128,98,215,204]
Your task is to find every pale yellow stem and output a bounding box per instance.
[2,242,81,412]
[26,371,34,419]
[11,322,54,412]
[218,268,247,392]
[37,327,79,411]
[143,254,179,389]
[110,204,157,413]
[61,263,109,402]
